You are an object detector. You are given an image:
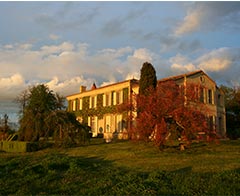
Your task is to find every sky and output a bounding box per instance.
[0,1,240,123]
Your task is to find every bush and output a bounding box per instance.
[227,128,240,140]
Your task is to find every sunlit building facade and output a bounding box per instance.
[66,70,226,139]
[158,70,226,137]
[66,79,139,139]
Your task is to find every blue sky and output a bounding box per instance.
[0,1,240,122]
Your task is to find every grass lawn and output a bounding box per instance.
[0,139,240,195]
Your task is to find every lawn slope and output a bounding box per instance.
[0,140,239,195]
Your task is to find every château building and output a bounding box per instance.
[66,70,226,140]
[66,79,139,139]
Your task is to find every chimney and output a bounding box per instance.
[80,85,86,93]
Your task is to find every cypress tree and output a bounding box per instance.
[139,62,157,95]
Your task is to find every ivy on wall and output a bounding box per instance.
[72,87,130,124]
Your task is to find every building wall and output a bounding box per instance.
[66,79,138,139]
[172,72,226,137]
[67,71,226,139]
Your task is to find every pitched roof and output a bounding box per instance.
[158,70,216,85]
[158,70,203,82]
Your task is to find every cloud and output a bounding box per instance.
[0,73,28,100]
[0,73,25,87]
[34,2,99,31]
[49,34,61,40]
[0,42,158,100]
[46,76,93,96]
[170,54,196,73]
[169,47,240,85]
[132,48,153,62]
[197,48,232,72]
[158,32,202,54]
[101,5,147,37]
[41,42,74,54]
[1,40,239,102]
[175,10,202,36]
[201,58,231,72]
[196,48,240,85]
[174,2,240,36]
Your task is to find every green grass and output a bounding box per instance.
[0,139,240,195]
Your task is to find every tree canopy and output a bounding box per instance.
[220,85,240,139]
[131,81,213,149]
[139,62,157,95]
[17,84,90,146]
[18,85,60,141]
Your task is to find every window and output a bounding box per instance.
[194,86,200,101]
[113,91,116,105]
[106,93,111,106]
[105,115,111,133]
[91,117,96,131]
[115,91,123,105]
[116,91,121,104]
[73,100,76,111]
[79,98,83,110]
[217,94,223,106]
[103,93,111,106]
[88,116,97,136]
[200,88,204,103]
[75,99,79,111]
[90,96,97,108]
[116,115,122,132]
[209,116,216,132]
[208,89,214,104]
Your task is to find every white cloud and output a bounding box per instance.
[41,42,74,54]
[170,54,196,73]
[19,44,33,50]
[171,63,196,73]
[1,41,239,102]
[196,48,232,72]
[0,74,28,100]
[100,78,117,87]
[49,34,61,40]
[175,11,202,36]
[169,54,189,65]
[132,48,153,62]
[168,48,240,85]
[0,73,25,87]
[0,43,158,100]
[199,58,231,72]
[46,76,93,96]
[125,72,140,80]
[3,44,14,49]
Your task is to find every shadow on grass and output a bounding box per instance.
[0,151,240,196]
[220,139,240,146]
[173,166,192,174]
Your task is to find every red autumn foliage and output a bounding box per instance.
[129,80,215,148]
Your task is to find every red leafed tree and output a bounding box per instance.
[130,80,214,149]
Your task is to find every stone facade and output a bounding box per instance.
[158,70,226,137]
[66,70,226,139]
[66,79,139,140]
